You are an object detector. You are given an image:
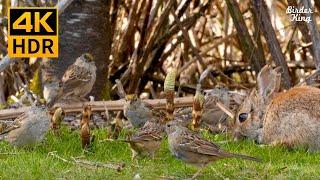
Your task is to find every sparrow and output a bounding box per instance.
[123,94,165,128]
[48,53,96,106]
[165,121,260,179]
[124,120,165,160]
[4,105,51,147]
[123,94,170,160]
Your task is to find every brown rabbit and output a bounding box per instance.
[233,65,320,152]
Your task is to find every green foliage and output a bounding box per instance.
[29,68,43,98]
[0,128,319,179]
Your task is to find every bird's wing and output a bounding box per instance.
[129,124,163,142]
[179,130,225,156]
[0,113,26,135]
[130,131,163,142]
[141,101,167,121]
[62,64,93,92]
[143,101,155,110]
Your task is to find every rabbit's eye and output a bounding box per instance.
[238,113,248,123]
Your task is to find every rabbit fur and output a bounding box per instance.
[233,65,320,152]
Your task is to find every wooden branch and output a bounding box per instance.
[225,0,265,73]
[252,0,292,89]
[315,0,320,12]
[0,97,194,120]
[301,0,320,69]
[298,69,320,86]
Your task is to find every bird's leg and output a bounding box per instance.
[151,152,156,160]
[191,167,204,180]
[130,150,141,168]
[151,151,162,160]
[131,150,138,161]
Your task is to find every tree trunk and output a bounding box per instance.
[43,0,111,100]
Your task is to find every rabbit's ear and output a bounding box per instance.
[257,65,282,102]
[248,89,259,105]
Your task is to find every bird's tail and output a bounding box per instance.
[225,152,261,162]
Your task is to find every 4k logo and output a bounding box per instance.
[8,8,58,58]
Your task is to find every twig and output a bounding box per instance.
[48,152,125,172]
[148,81,157,99]
[48,151,125,172]
[48,151,73,164]
[251,0,292,89]
[171,9,206,73]
[71,157,125,172]
[225,0,265,73]
[216,101,235,119]
[301,0,320,69]
[115,79,126,99]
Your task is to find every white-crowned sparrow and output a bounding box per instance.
[49,53,96,106]
[165,121,260,179]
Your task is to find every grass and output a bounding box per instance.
[0,127,319,179]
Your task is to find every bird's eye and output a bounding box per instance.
[238,113,248,123]
[167,124,171,128]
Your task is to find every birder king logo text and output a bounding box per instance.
[286,6,312,23]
